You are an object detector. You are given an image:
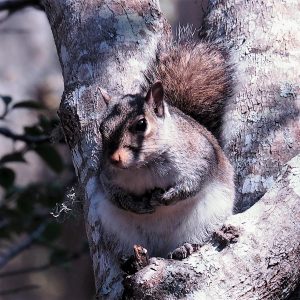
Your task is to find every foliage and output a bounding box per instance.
[0,94,84,273]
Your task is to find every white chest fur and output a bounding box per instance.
[96,178,233,257]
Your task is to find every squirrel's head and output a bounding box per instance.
[100,82,170,170]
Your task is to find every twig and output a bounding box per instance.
[0,127,50,143]
[0,0,41,11]
[0,222,47,269]
[0,0,42,23]
[0,284,39,296]
[0,245,88,277]
[0,105,9,120]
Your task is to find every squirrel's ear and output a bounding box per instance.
[145,81,164,117]
[100,87,112,105]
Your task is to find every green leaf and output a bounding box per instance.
[0,152,26,164]
[16,187,36,214]
[24,125,44,136]
[43,183,64,207]
[0,95,12,105]
[49,249,68,265]
[4,185,21,199]
[39,115,60,132]
[38,115,53,133]
[0,167,15,188]
[43,222,62,242]
[12,101,43,110]
[0,228,10,239]
[34,145,64,173]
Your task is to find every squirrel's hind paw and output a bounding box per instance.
[213,224,240,249]
[168,243,201,260]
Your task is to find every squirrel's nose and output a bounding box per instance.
[110,149,129,168]
[110,152,121,165]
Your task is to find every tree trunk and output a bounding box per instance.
[204,0,300,211]
[39,0,300,299]
[41,0,170,298]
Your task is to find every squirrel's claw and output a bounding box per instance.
[168,243,200,260]
[161,188,180,206]
[149,187,180,206]
[149,188,164,207]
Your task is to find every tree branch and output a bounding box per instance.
[124,154,300,299]
[0,127,50,143]
[0,0,41,12]
[0,0,42,23]
[0,284,39,296]
[0,245,88,277]
[0,222,47,269]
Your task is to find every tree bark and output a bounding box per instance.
[203,0,300,211]
[41,0,170,298]
[38,0,300,299]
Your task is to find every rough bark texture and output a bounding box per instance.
[39,0,300,299]
[204,0,300,211]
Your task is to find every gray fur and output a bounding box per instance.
[99,87,234,230]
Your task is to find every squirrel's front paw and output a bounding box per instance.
[133,206,155,214]
[133,194,157,214]
[119,194,156,214]
[149,188,165,207]
[161,188,179,206]
[149,188,179,206]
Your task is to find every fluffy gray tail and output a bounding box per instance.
[144,26,233,135]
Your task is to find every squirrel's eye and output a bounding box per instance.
[134,118,147,132]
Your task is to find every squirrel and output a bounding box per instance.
[96,29,235,297]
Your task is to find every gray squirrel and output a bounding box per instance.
[98,33,235,265]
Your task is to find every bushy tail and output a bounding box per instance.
[144,26,233,135]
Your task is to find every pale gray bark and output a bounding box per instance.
[204,0,300,211]
[37,0,300,299]
[41,0,170,298]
